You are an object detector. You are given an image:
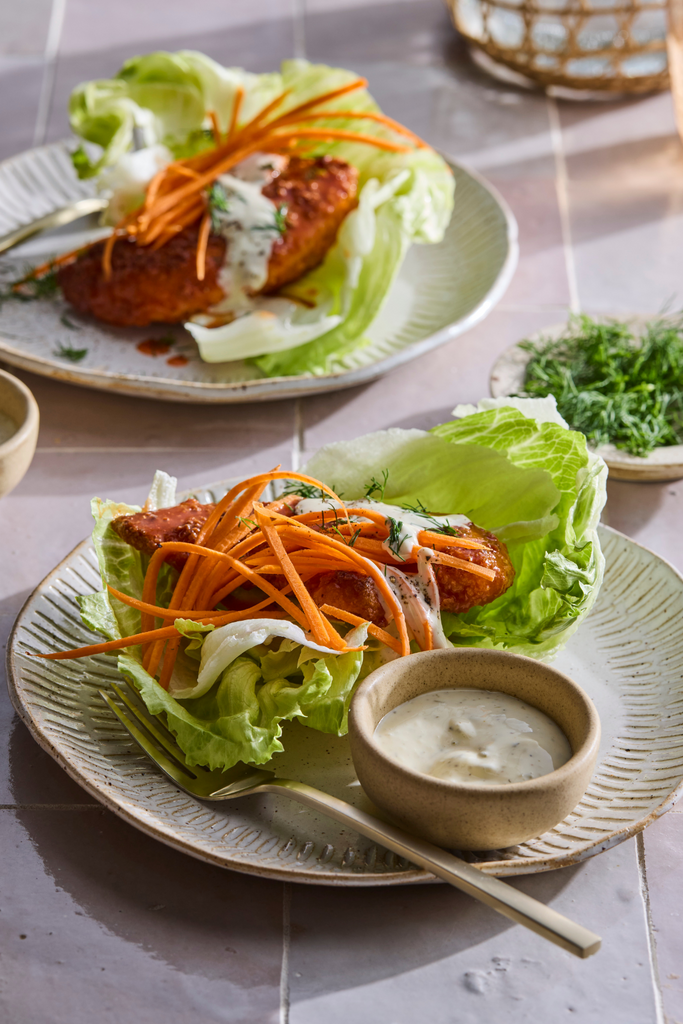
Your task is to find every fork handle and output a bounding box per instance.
[262,778,600,959]
[0,198,108,255]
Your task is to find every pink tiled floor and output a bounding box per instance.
[1,2,682,1021]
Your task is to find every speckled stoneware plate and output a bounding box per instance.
[0,142,517,403]
[7,477,683,884]
[489,319,683,482]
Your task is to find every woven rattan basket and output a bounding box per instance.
[445,0,669,92]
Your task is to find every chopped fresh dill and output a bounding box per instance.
[60,313,80,330]
[364,469,389,501]
[253,205,288,236]
[274,204,288,235]
[207,182,230,231]
[386,516,408,560]
[403,499,461,537]
[347,527,361,548]
[517,315,683,457]
[5,265,60,303]
[238,516,257,530]
[281,480,329,499]
[54,343,87,362]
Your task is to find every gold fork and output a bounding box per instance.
[100,681,601,959]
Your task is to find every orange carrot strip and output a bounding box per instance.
[266,127,410,153]
[38,606,284,662]
[196,210,212,281]
[429,550,497,580]
[282,110,427,147]
[267,78,367,123]
[271,520,410,656]
[208,109,221,144]
[319,604,403,655]
[228,85,244,137]
[102,231,119,280]
[255,505,345,649]
[151,540,311,630]
[107,585,228,620]
[13,245,93,286]
[417,530,486,550]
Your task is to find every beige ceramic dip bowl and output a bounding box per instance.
[349,648,600,852]
[0,369,39,499]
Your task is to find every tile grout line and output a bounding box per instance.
[33,0,66,146]
[636,831,666,1024]
[291,399,304,471]
[279,882,292,1024]
[292,0,307,59]
[546,95,580,316]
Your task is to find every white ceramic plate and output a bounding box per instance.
[489,320,683,482]
[7,480,683,884]
[0,142,517,403]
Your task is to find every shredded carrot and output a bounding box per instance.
[429,550,497,581]
[196,210,212,281]
[208,109,221,144]
[283,110,427,147]
[255,505,345,650]
[417,530,486,550]
[228,85,244,137]
[107,585,232,620]
[38,607,284,662]
[319,604,403,655]
[267,128,410,153]
[102,230,119,280]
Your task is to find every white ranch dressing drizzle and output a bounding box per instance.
[210,154,287,315]
[375,689,572,786]
[295,497,471,649]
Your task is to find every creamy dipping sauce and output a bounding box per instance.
[374,688,572,785]
[0,410,18,446]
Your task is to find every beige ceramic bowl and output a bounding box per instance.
[0,369,39,499]
[349,648,600,852]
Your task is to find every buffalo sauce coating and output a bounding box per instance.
[374,689,572,786]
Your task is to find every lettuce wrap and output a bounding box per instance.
[80,398,607,770]
[67,53,454,376]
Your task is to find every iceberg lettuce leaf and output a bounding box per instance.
[68,55,454,373]
[304,405,607,658]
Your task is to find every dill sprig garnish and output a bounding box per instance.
[516,314,683,457]
[364,469,389,500]
[207,182,230,231]
[403,499,461,537]
[386,516,408,560]
[3,265,60,302]
[54,343,87,362]
[281,480,329,499]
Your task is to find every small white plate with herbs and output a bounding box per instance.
[490,314,683,482]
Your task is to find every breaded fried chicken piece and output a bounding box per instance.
[58,155,358,327]
[58,226,227,327]
[431,526,515,614]
[260,155,358,293]
[308,570,387,627]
